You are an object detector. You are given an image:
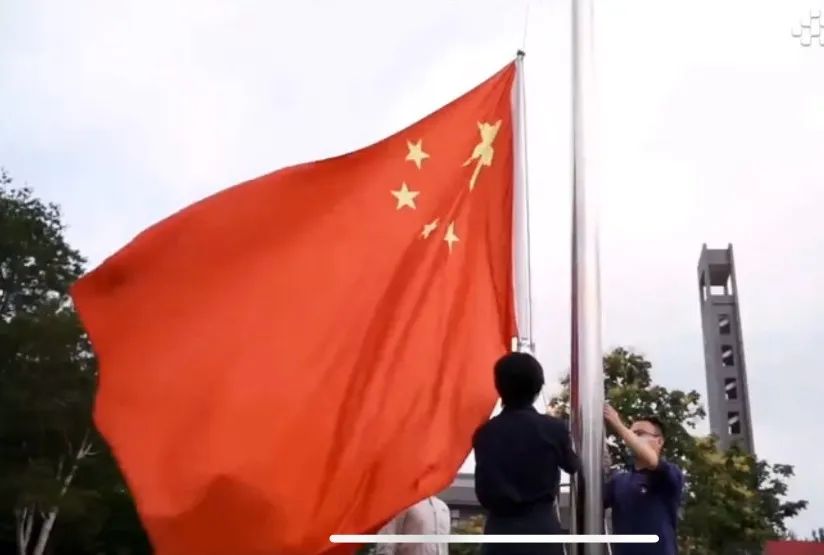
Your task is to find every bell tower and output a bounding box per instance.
[697,244,755,453]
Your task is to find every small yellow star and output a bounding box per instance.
[391,182,419,210]
[405,139,429,170]
[420,219,439,239]
[444,222,459,253]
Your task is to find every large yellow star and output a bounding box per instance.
[420,218,439,239]
[405,139,429,170]
[444,222,459,253]
[391,182,419,210]
[463,120,502,190]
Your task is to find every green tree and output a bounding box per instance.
[0,171,148,554]
[549,348,705,470]
[549,347,806,553]
[451,514,485,555]
[678,437,806,553]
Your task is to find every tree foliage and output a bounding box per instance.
[450,515,485,555]
[550,347,806,553]
[0,171,148,554]
[550,348,706,470]
[678,437,807,553]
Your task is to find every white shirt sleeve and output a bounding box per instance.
[431,497,451,535]
[375,513,401,555]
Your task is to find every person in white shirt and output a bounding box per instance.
[375,496,451,555]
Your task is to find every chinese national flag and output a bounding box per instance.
[72,62,517,555]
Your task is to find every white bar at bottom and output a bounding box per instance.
[330,534,658,544]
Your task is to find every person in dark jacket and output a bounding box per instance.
[473,352,580,555]
[603,406,684,555]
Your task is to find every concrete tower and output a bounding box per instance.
[697,244,755,454]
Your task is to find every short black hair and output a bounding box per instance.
[494,352,545,408]
[635,415,666,438]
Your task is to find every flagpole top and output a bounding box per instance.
[516,49,526,59]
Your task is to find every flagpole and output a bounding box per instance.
[513,50,535,357]
[569,0,604,553]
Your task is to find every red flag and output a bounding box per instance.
[72,62,517,555]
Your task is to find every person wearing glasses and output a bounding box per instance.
[603,406,684,555]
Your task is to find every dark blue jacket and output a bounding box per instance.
[605,460,684,555]
[473,406,580,555]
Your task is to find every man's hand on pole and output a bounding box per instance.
[603,404,660,470]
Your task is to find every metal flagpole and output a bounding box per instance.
[513,50,535,357]
[569,0,604,553]
[515,49,566,552]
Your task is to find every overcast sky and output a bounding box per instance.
[2,0,822,536]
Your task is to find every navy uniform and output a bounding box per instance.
[473,406,580,555]
[605,460,683,555]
